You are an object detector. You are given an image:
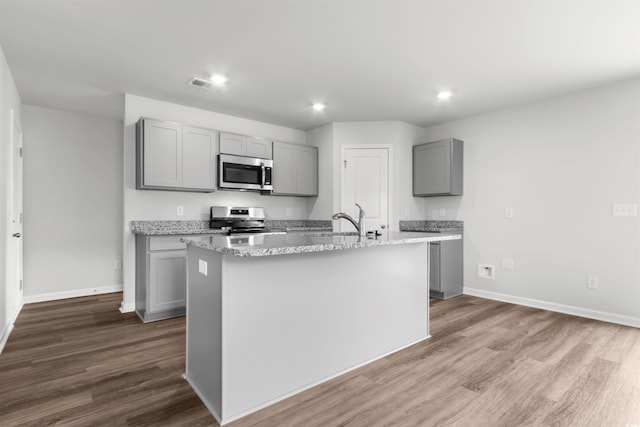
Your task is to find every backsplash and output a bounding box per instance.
[399,220,463,232]
[130,219,333,235]
[265,219,331,231]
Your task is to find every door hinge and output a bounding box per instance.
[19,279,23,290]
[18,147,23,158]
[20,213,23,224]
[344,160,347,168]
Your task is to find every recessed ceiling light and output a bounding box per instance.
[437,90,453,100]
[210,74,228,86]
[311,102,326,112]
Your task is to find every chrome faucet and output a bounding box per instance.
[332,203,367,236]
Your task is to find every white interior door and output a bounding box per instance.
[341,147,390,232]
[7,109,24,323]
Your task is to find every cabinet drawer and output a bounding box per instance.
[149,236,187,251]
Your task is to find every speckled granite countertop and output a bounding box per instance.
[182,230,462,257]
[399,220,463,232]
[130,220,333,236]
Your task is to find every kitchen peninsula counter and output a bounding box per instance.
[183,230,460,425]
[182,230,461,257]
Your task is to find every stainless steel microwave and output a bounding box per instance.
[218,154,273,191]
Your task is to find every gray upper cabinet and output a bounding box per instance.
[413,138,463,196]
[220,132,272,159]
[272,141,318,196]
[182,126,217,191]
[246,136,272,159]
[139,119,183,188]
[136,118,217,192]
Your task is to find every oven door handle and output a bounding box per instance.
[260,162,266,189]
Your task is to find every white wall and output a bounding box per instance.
[122,94,309,311]
[21,105,123,300]
[422,78,640,325]
[0,44,22,350]
[307,123,334,220]
[330,121,426,230]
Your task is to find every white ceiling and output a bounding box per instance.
[1,0,639,131]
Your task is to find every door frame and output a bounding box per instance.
[339,144,394,232]
[5,108,24,326]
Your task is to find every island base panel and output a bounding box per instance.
[186,243,430,424]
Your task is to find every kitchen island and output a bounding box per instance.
[182,231,461,425]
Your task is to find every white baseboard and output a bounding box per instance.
[119,302,135,313]
[23,285,123,304]
[464,287,640,328]
[0,301,24,354]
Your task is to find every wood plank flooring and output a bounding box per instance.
[1,292,638,426]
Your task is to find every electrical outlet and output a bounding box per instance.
[404,207,410,218]
[612,203,638,217]
[199,259,208,276]
[505,208,513,218]
[114,260,122,270]
[439,208,445,217]
[587,276,599,289]
[177,206,184,216]
[286,208,292,217]
[477,263,495,279]
[501,258,514,270]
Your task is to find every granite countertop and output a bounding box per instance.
[130,220,333,236]
[182,230,462,257]
[399,220,463,232]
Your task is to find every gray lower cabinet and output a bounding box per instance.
[429,239,463,299]
[136,235,187,322]
[413,138,463,196]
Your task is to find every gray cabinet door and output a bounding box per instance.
[429,243,441,292]
[296,145,318,196]
[413,138,463,196]
[143,119,183,188]
[272,141,296,194]
[246,137,273,159]
[183,126,217,190]
[220,132,246,156]
[148,250,187,313]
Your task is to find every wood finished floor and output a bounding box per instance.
[1,293,638,426]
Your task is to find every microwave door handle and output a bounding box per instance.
[260,162,266,189]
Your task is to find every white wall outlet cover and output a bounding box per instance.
[439,208,445,217]
[177,206,184,216]
[505,208,513,218]
[612,203,638,217]
[198,259,208,276]
[477,263,496,279]
[114,260,122,270]
[587,275,599,289]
